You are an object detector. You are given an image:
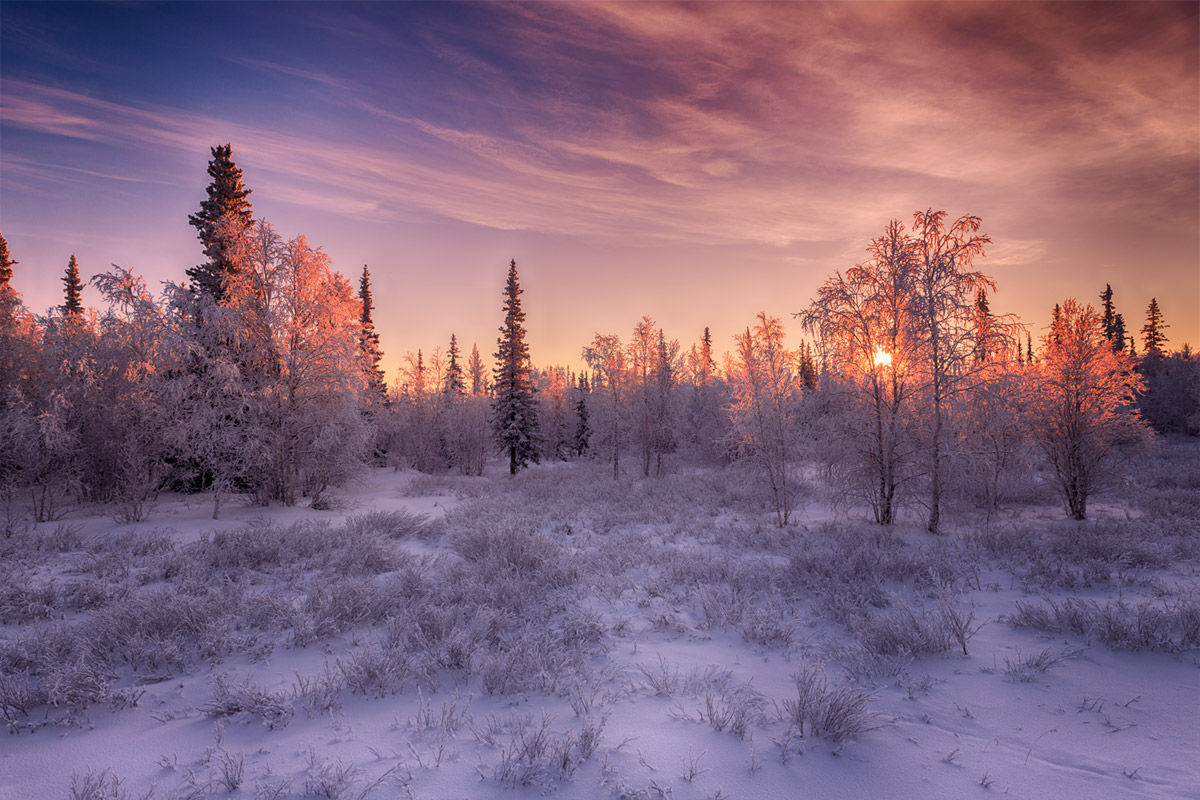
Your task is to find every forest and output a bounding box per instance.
[1,145,1199,800]
[1,145,1196,532]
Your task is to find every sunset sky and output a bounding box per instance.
[2,1,1197,377]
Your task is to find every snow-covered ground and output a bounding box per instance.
[2,456,1197,800]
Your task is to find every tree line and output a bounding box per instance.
[1,145,1196,530]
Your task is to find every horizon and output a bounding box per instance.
[2,1,1197,378]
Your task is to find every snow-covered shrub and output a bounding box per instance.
[344,508,436,541]
[337,641,409,697]
[780,662,879,744]
[848,596,953,658]
[202,673,293,729]
[291,664,345,717]
[699,679,767,739]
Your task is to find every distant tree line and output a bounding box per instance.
[0,146,1196,530]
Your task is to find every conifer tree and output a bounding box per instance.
[62,254,84,315]
[187,144,253,304]
[468,344,486,395]
[973,287,992,362]
[1099,284,1116,341]
[700,326,715,383]
[1112,313,1127,353]
[0,232,15,288]
[445,333,464,395]
[1026,331,1034,365]
[574,373,591,457]
[492,259,539,474]
[357,265,387,399]
[1141,298,1169,354]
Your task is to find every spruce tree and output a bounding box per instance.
[357,265,387,398]
[973,287,991,362]
[1099,284,1116,341]
[187,144,253,304]
[574,373,591,457]
[1026,331,1034,364]
[492,259,540,474]
[700,326,715,383]
[445,334,464,395]
[468,344,486,395]
[0,232,15,288]
[1112,313,1127,353]
[62,254,84,315]
[1141,298,1169,353]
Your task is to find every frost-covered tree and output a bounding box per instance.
[61,254,84,316]
[492,260,539,474]
[445,333,464,396]
[1031,298,1151,520]
[468,343,487,396]
[727,313,802,527]
[535,366,576,461]
[583,333,628,479]
[573,373,591,458]
[187,144,253,305]
[799,220,922,524]
[627,317,678,476]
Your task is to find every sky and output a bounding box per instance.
[2,1,1197,378]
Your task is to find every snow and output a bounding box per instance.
[2,464,1197,800]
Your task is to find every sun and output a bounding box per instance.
[873,347,893,368]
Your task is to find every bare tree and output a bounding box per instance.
[583,333,628,479]
[800,211,1013,532]
[726,312,802,527]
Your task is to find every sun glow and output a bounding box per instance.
[873,347,893,368]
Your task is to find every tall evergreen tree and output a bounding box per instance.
[1099,284,1116,341]
[187,144,253,304]
[62,254,84,315]
[573,373,591,457]
[1141,298,1169,354]
[0,232,15,288]
[492,259,540,474]
[1112,313,1127,353]
[468,344,486,395]
[973,287,992,362]
[700,326,715,382]
[357,265,387,398]
[445,333,464,395]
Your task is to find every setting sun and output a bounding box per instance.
[873,347,893,368]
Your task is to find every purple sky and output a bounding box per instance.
[2,2,1196,376]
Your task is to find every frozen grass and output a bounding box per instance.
[1,456,1198,798]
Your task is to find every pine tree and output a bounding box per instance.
[573,373,591,457]
[1099,284,1117,341]
[492,259,540,474]
[1026,331,1034,365]
[1112,313,1127,353]
[0,232,15,288]
[187,144,253,304]
[468,344,486,395]
[1051,303,1063,348]
[973,287,992,362]
[1141,298,1169,354]
[445,333,464,395]
[700,326,715,383]
[357,265,387,398]
[62,254,84,315]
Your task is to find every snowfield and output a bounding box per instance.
[2,453,1198,800]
